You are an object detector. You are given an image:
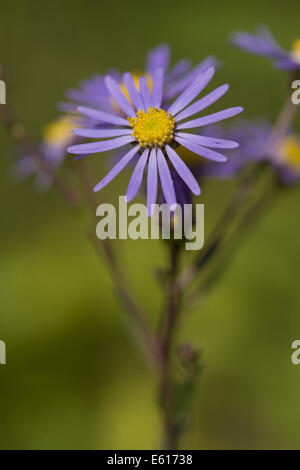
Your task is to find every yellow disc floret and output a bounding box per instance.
[291,39,300,64]
[43,116,76,146]
[279,135,300,172]
[128,107,175,148]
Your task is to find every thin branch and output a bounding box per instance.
[75,160,160,365]
[175,165,263,292]
[88,231,160,367]
[186,178,278,308]
[267,96,298,146]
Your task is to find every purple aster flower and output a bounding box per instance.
[15,115,79,189]
[231,26,300,71]
[68,66,243,215]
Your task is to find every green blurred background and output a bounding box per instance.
[1,0,300,450]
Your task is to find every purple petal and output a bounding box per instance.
[67,135,134,155]
[175,84,229,122]
[139,77,151,110]
[257,26,283,50]
[64,74,112,110]
[166,59,191,83]
[165,145,201,195]
[175,136,228,162]
[231,32,265,55]
[123,72,145,111]
[146,44,170,75]
[175,132,239,149]
[73,128,132,138]
[77,106,130,127]
[126,149,149,202]
[151,69,164,108]
[104,76,136,117]
[93,145,140,192]
[177,107,244,129]
[147,148,158,216]
[166,57,217,99]
[157,148,177,208]
[168,67,215,116]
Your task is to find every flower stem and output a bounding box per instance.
[267,95,298,147]
[158,242,182,449]
[176,165,263,292]
[186,175,278,308]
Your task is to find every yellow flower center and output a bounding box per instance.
[279,136,300,171]
[128,107,175,148]
[43,116,76,146]
[291,38,300,63]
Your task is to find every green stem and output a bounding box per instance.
[158,243,182,449]
[187,176,278,307]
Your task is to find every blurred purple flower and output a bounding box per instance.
[185,118,300,186]
[198,119,270,179]
[14,115,78,189]
[231,26,300,71]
